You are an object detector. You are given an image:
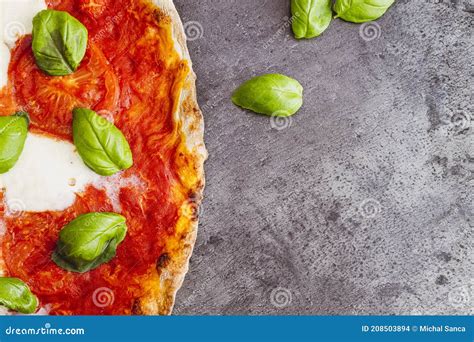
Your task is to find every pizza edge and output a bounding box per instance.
[133,0,207,315]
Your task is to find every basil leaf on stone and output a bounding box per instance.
[52,212,128,273]
[0,112,29,174]
[73,108,133,176]
[231,74,303,117]
[333,0,395,23]
[291,0,332,39]
[0,277,38,314]
[32,9,88,76]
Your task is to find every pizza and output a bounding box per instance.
[0,0,206,315]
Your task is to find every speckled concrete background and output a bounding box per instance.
[172,0,473,315]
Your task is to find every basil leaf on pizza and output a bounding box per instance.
[0,277,38,314]
[73,108,133,176]
[0,112,29,174]
[52,213,128,273]
[32,9,88,76]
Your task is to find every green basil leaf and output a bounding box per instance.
[231,74,303,117]
[291,0,333,39]
[0,112,29,174]
[32,9,88,76]
[73,108,133,176]
[333,0,395,23]
[0,277,38,314]
[52,212,128,273]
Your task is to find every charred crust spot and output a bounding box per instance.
[154,9,171,24]
[131,299,143,315]
[156,253,171,271]
[188,191,199,201]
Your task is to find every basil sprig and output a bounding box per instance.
[333,0,395,23]
[0,277,38,314]
[32,9,88,76]
[52,213,128,273]
[291,0,333,39]
[0,112,29,174]
[231,74,303,117]
[73,108,133,176]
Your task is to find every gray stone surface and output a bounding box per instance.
[172,0,473,315]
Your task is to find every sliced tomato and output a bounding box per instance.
[10,39,119,138]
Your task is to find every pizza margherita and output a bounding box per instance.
[0,0,206,315]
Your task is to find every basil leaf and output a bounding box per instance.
[52,213,128,273]
[231,74,303,117]
[73,108,133,176]
[32,9,88,76]
[333,0,395,23]
[291,0,333,39]
[0,277,38,314]
[0,112,29,174]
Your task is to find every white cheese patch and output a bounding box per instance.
[0,133,146,214]
[0,133,100,212]
[0,0,47,88]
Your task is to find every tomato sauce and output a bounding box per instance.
[0,0,191,314]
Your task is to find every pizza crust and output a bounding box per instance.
[132,0,207,315]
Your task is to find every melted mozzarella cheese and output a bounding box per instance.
[0,0,47,88]
[0,133,145,214]
[0,133,100,212]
